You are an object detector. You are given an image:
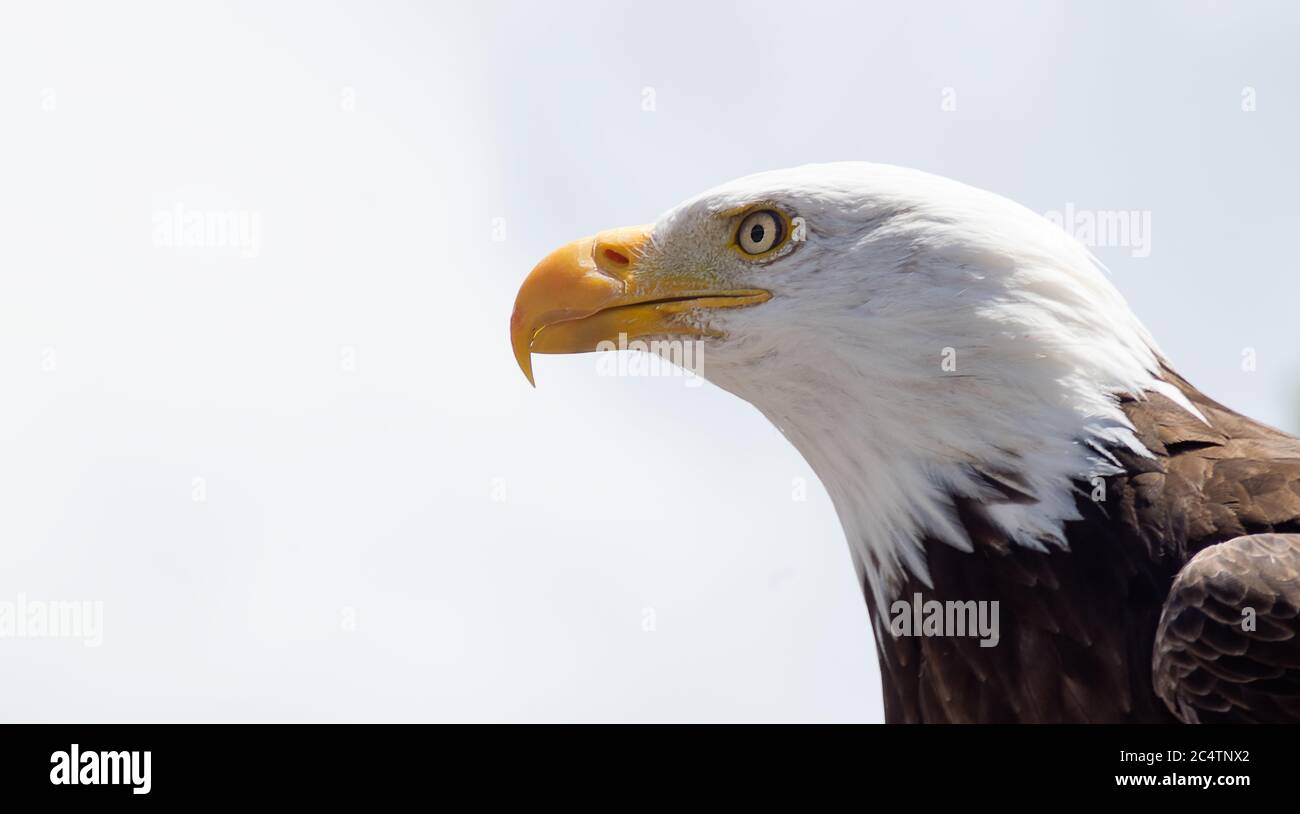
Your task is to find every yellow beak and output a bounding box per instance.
[510,224,770,385]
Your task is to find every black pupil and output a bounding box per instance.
[749,223,766,244]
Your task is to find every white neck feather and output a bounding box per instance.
[697,164,1203,609]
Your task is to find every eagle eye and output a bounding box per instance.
[735,209,785,256]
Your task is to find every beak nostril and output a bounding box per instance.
[589,225,652,276]
[602,248,631,267]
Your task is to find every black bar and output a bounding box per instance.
[1,724,1285,801]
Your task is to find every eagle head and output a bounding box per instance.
[510,162,1198,600]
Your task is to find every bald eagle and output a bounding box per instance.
[510,163,1300,723]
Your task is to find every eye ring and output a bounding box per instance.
[735,209,787,257]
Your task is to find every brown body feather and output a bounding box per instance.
[868,370,1300,723]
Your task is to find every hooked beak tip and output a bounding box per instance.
[510,310,537,387]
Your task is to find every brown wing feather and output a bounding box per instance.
[871,368,1300,723]
[1153,533,1300,723]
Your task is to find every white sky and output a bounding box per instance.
[0,0,1296,721]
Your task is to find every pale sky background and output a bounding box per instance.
[0,1,1296,722]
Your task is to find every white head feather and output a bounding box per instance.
[647,162,1201,608]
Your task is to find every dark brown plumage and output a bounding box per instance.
[1153,534,1300,723]
[867,368,1300,723]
